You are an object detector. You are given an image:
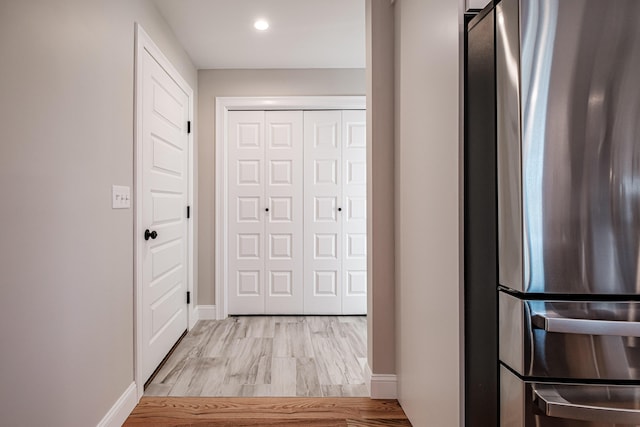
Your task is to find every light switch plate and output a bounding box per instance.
[112,185,131,209]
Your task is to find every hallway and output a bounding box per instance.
[0,1,464,425]
[145,316,368,397]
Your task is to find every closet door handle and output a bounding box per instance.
[338,207,342,212]
[265,208,269,212]
[144,229,158,241]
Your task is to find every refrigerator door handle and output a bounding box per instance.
[531,310,640,337]
[534,387,640,424]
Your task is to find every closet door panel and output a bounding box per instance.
[265,111,304,314]
[304,111,343,314]
[228,111,266,314]
[341,110,367,314]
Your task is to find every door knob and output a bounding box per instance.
[144,229,158,241]
[265,208,269,212]
[338,207,342,212]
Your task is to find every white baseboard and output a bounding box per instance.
[97,382,138,427]
[365,362,397,399]
[196,305,217,320]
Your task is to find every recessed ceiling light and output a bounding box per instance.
[254,19,269,31]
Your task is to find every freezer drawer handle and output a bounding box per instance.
[532,311,640,337]
[534,387,640,424]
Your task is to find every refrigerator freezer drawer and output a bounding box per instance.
[500,291,640,380]
[501,366,640,427]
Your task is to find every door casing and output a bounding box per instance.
[134,23,196,399]
[215,96,366,319]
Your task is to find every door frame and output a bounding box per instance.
[134,23,196,399]
[215,96,366,319]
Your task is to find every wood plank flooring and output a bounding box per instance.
[145,316,368,397]
[124,397,411,426]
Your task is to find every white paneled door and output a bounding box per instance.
[228,111,304,314]
[303,111,367,314]
[340,110,367,314]
[303,111,343,314]
[140,48,189,383]
[227,109,366,315]
[228,111,266,314]
[265,112,304,313]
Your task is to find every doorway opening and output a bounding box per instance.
[144,96,369,398]
[134,5,378,395]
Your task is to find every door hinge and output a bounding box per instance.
[187,205,191,219]
[187,121,191,134]
[187,291,191,305]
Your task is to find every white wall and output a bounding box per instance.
[394,0,462,425]
[0,1,196,425]
[197,69,365,305]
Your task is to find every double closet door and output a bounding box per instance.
[227,110,367,315]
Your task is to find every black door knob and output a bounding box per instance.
[338,207,342,212]
[144,229,158,241]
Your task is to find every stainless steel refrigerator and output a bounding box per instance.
[493,0,640,425]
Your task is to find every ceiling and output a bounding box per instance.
[152,0,366,70]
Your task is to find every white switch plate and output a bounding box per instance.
[112,185,131,209]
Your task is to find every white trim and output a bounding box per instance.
[364,362,397,399]
[215,96,366,320]
[96,382,137,427]
[216,96,366,111]
[134,23,196,399]
[187,73,197,331]
[196,305,217,320]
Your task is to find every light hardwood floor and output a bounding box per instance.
[124,397,411,426]
[145,316,368,397]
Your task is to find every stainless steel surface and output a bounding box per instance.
[499,291,526,375]
[533,311,640,337]
[497,0,640,295]
[496,0,524,293]
[496,0,640,424]
[500,291,640,380]
[500,365,525,427]
[534,385,640,424]
[501,366,640,427]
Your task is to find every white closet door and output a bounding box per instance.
[304,111,343,314]
[265,111,304,314]
[341,110,367,314]
[228,111,266,314]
